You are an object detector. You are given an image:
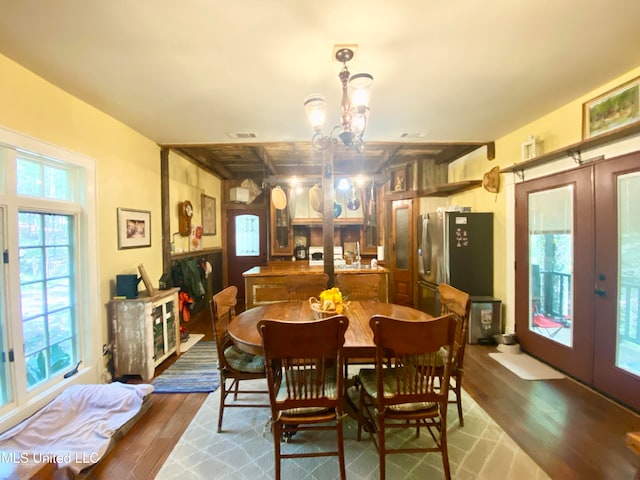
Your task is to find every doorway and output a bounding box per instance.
[515,151,640,411]
[226,209,267,311]
[390,199,413,306]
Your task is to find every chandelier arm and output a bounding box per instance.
[305,47,372,151]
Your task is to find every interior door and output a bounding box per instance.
[516,152,640,411]
[390,199,413,306]
[592,151,640,411]
[226,209,267,311]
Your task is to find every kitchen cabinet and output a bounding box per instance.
[290,185,364,225]
[109,288,180,381]
[270,186,294,256]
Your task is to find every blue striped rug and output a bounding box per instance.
[152,341,220,393]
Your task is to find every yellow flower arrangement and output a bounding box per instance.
[318,287,348,314]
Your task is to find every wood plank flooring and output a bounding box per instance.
[90,312,640,480]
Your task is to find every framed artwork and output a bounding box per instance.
[117,208,151,249]
[201,194,216,235]
[583,76,640,139]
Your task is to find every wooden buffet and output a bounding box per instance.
[243,263,389,309]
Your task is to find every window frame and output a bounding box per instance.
[0,126,100,430]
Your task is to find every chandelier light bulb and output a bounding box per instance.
[304,95,327,131]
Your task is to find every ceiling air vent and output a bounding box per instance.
[400,132,428,139]
[226,132,257,139]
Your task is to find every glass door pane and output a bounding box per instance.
[235,214,260,256]
[528,186,574,347]
[0,206,12,407]
[616,171,640,376]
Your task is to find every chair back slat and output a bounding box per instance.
[438,284,471,367]
[285,274,329,301]
[258,315,348,411]
[210,286,238,368]
[370,314,456,408]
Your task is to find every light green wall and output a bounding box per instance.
[0,54,221,370]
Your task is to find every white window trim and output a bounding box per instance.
[0,125,101,431]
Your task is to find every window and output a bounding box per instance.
[19,212,76,388]
[0,127,98,427]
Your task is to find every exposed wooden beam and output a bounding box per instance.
[371,145,402,173]
[249,146,278,175]
[486,141,496,160]
[322,147,335,286]
[174,147,234,179]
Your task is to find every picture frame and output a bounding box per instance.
[137,263,155,296]
[201,194,216,235]
[583,76,640,139]
[117,208,151,249]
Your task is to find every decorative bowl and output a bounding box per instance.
[308,297,346,320]
[309,301,337,320]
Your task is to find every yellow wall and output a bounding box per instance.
[449,65,640,331]
[169,150,222,253]
[0,54,221,371]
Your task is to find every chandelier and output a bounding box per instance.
[304,47,373,153]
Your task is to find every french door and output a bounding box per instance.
[515,151,640,411]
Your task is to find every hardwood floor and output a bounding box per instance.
[91,311,640,480]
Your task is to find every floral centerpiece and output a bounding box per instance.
[309,287,349,319]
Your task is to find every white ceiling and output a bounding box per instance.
[1,0,640,146]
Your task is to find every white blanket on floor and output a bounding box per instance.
[0,383,153,474]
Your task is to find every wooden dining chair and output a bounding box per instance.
[284,273,329,300]
[336,273,380,301]
[438,283,471,427]
[258,315,349,480]
[356,313,457,480]
[210,286,269,433]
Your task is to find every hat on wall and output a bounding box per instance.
[271,185,287,210]
[309,184,323,213]
[482,166,500,194]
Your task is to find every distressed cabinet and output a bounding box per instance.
[109,287,180,381]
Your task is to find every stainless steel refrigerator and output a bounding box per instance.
[417,210,494,316]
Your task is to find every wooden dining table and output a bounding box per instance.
[228,300,434,359]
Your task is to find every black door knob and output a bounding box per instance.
[595,288,606,297]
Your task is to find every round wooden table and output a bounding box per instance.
[228,300,433,358]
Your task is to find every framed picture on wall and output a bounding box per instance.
[583,76,640,139]
[201,194,216,235]
[117,208,151,249]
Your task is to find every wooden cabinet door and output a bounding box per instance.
[390,199,414,306]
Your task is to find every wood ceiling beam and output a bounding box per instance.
[173,147,234,179]
[371,145,402,173]
[249,146,278,176]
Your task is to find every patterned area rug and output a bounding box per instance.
[151,341,219,393]
[156,377,550,479]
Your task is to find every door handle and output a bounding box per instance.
[595,288,606,297]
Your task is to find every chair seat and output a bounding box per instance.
[224,344,266,373]
[358,368,437,413]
